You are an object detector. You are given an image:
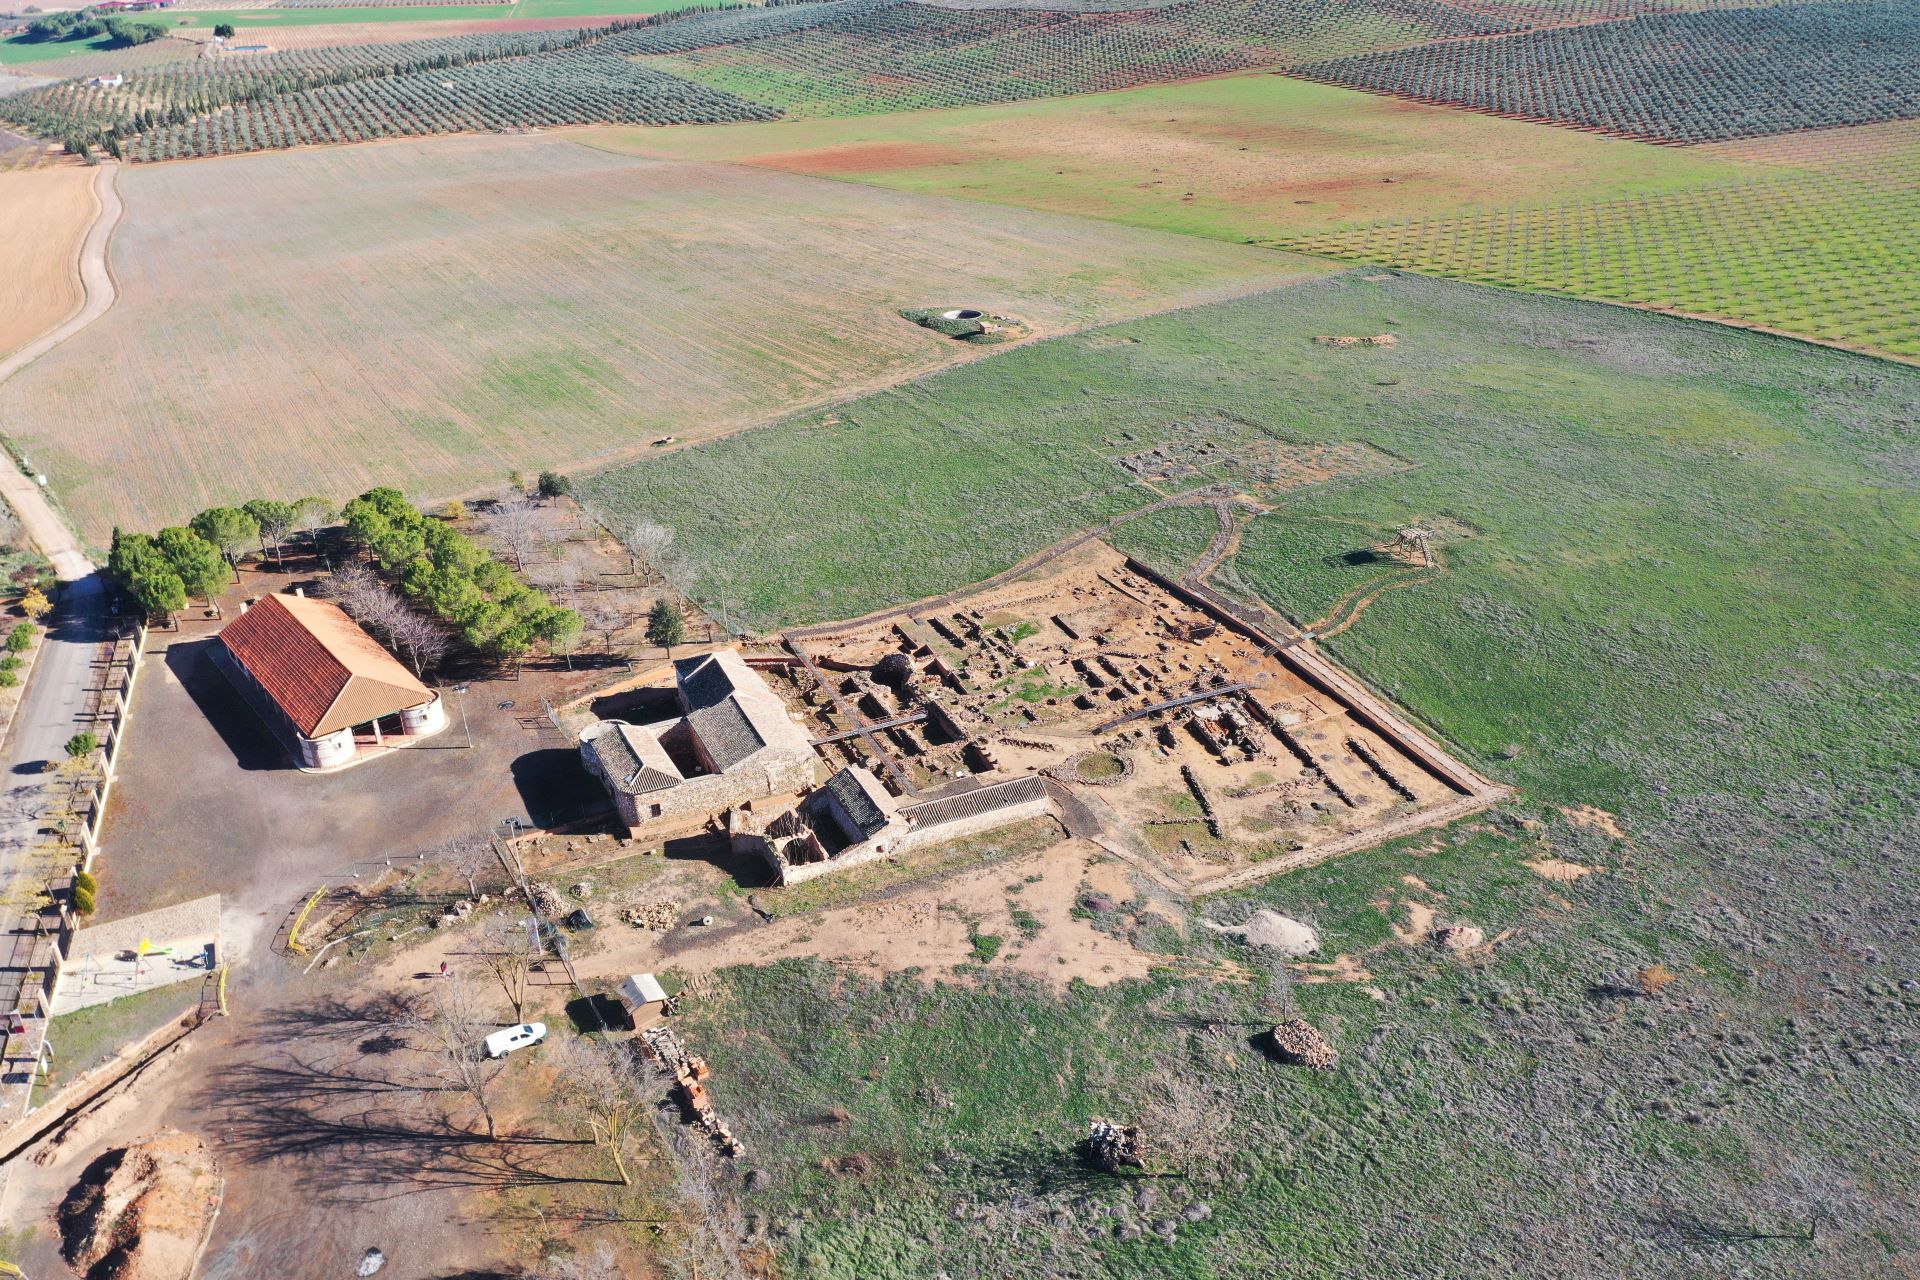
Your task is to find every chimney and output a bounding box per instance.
[294,586,304,598]
[239,599,249,614]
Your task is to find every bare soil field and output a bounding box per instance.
[583,72,1748,242]
[0,133,1327,543]
[0,165,95,360]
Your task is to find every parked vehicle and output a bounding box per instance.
[482,1022,548,1059]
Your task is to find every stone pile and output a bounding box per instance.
[1270,1019,1339,1071]
[622,900,682,931]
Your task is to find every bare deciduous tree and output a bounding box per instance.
[433,829,509,897]
[402,972,505,1139]
[665,1132,749,1280]
[536,547,592,604]
[490,493,545,571]
[554,1035,644,1187]
[388,610,451,678]
[484,921,537,1023]
[1138,1067,1234,1183]
[622,520,673,582]
[582,601,626,658]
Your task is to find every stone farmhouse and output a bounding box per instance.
[579,648,817,831]
[740,765,1056,886]
[212,591,447,770]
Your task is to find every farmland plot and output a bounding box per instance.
[588,73,1749,242]
[0,166,95,358]
[1288,121,1920,360]
[646,0,1515,116]
[0,133,1327,541]
[1299,0,1920,142]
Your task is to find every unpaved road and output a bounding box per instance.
[0,159,121,580]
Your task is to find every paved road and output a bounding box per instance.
[0,160,121,1118]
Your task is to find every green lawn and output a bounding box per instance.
[39,983,200,1091]
[588,271,1920,1277]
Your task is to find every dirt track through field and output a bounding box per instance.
[0,160,120,577]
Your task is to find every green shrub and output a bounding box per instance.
[0,671,18,689]
[6,622,35,652]
[65,731,99,759]
[71,884,95,916]
[75,869,98,895]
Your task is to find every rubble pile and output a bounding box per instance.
[621,900,682,930]
[1269,1019,1339,1071]
[641,1027,745,1158]
[525,881,565,916]
[1088,1118,1146,1172]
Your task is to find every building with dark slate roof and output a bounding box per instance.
[747,766,1058,887]
[579,648,817,831]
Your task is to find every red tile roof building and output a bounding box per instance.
[214,592,446,769]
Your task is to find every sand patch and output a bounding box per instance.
[747,141,968,175]
[575,840,1165,990]
[1292,953,1372,984]
[1526,857,1602,883]
[1559,805,1625,839]
[1389,899,1437,946]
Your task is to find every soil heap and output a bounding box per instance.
[1430,923,1486,952]
[1204,909,1320,958]
[59,1129,222,1280]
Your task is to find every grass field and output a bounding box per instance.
[584,72,1748,241]
[0,133,1326,542]
[595,271,1920,1277]
[0,31,208,68]
[0,166,93,359]
[1288,120,1920,361]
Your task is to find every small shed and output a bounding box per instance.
[615,972,671,1029]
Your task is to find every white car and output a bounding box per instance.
[482,1022,548,1059]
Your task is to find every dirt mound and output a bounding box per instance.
[1430,923,1486,951]
[59,1129,221,1280]
[1205,909,1320,957]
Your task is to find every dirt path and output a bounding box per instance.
[0,160,121,579]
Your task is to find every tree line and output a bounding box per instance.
[20,7,166,47]
[341,487,582,667]
[108,497,333,625]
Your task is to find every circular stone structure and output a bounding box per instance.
[1060,749,1132,785]
[942,308,984,321]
